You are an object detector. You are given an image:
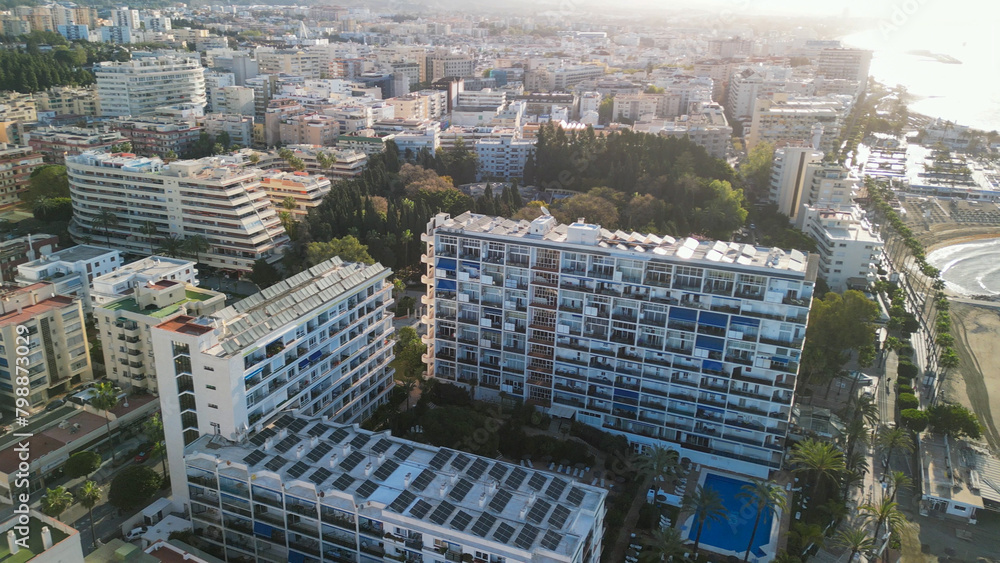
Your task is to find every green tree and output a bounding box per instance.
[24,165,69,204]
[249,259,282,288]
[41,486,73,521]
[110,142,132,153]
[639,527,688,563]
[682,485,727,557]
[91,382,120,463]
[76,481,102,547]
[788,439,845,500]
[139,221,160,255]
[885,470,912,501]
[633,446,683,488]
[877,427,914,470]
[32,196,72,221]
[93,209,120,247]
[801,291,879,388]
[900,409,928,433]
[182,234,210,265]
[927,403,981,439]
[305,235,375,265]
[157,234,184,257]
[737,479,788,562]
[598,96,614,124]
[552,192,620,229]
[143,413,168,481]
[742,141,775,200]
[109,465,162,510]
[860,498,905,544]
[833,526,874,563]
[63,450,101,479]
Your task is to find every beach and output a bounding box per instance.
[939,301,1000,450]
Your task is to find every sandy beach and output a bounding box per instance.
[940,301,1000,450]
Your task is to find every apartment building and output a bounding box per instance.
[0,143,43,209]
[255,145,368,178]
[150,257,395,508]
[0,283,92,414]
[204,71,236,114]
[0,233,57,283]
[422,212,816,476]
[26,127,123,164]
[91,256,200,305]
[200,114,254,149]
[0,92,37,144]
[278,113,340,147]
[111,117,202,157]
[260,170,332,218]
[634,104,733,159]
[17,245,121,310]
[816,48,872,93]
[96,278,225,393]
[799,205,882,292]
[184,419,605,563]
[256,49,324,79]
[95,55,207,117]
[34,86,100,117]
[426,53,475,81]
[768,147,824,220]
[746,93,851,154]
[66,152,288,271]
[475,136,536,181]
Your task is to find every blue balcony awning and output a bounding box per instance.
[613,402,637,412]
[698,311,729,328]
[253,522,273,537]
[437,279,456,291]
[730,316,760,328]
[436,258,457,270]
[309,350,322,361]
[669,307,698,321]
[696,335,725,352]
[614,389,639,400]
[703,359,724,372]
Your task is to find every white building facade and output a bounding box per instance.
[95,56,207,117]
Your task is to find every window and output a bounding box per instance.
[206,384,216,390]
[208,403,219,409]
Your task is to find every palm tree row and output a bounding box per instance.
[86,210,213,266]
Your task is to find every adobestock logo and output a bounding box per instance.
[879,0,931,40]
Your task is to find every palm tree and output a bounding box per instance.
[861,498,905,544]
[41,486,73,522]
[787,522,825,558]
[157,234,184,257]
[885,470,912,501]
[877,427,914,470]
[681,485,727,557]
[639,527,688,563]
[737,479,787,562]
[76,481,102,547]
[91,382,120,463]
[789,438,846,499]
[853,394,880,431]
[840,418,870,459]
[93,209,120,247]
[182,234,210,265]
[633,446,683,489]
[33,195,57,219]
[139,221,159,255]
[833,526,875,562]
[144,413,168,480]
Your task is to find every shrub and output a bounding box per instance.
[900,409,928,433]
[424,382,472,407]
[63,450,101,479]
[898,384,914,395]
[898,393,919,410]
[109,466,162,510]
[897,361,919,380]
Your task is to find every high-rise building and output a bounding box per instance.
[0,283,92,414]
[17,245,121,310]
[66,152,288,271]
[816,48,872,94]
[768,147,824,221]
[746,93,851,154]
[260,169,332,218]
[112,7,140,29]
[150,256,395,509]
[0,143,43,209]
[26,127,123,164]
[34,86,101,117]
[95,56,206,117]
[799,205,882,292]
[422,213,816,476]
[183,418,606,563]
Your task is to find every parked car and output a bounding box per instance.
[134,451,150,463]
[45,399,66,411]
[125,526,148,541]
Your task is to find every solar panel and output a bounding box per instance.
[506,468,527,489]
[428,501,456,525]
[488,463,509,481]
[411,469,436,492]
[450,453,472,471]
[545,478,568,501]
[450,510,474,531]
[527,472,547,491]
[466,459,489,480]
[488,489,513,513]
[329,428,350,443]
[526,498,552,524]
[410,499,433,519]
[373,459,400,481]
[493,522,516,544]
[371,439,392,454]
[548,505,571,529]
[275,436,299,454]
[471,513,496,538]
[306,442,333,463]
[393,445,414,461]
[309,468,332,486]
[274,414,294,428]
[448,479,474,503]
[540,530,562,551]
[331,474,356,491]
[429,450,451,470]
[514,524,540,550]
[340,451,365,472]
[264,456,288,471]
[249,434,268,447]
[388,490,416,513]
[243,450,267,466]
[288,418,309,433]
[287,461,310,479]
[350,434,370,450]
[566,487,585,507]
[356,480,379,498]
[307,423,330,437]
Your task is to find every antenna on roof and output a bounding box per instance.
[540,206,550,216]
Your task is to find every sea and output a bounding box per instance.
[928,239,1000,296]
[841,0,1000,132]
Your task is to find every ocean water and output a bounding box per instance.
[841,1,1000,132]
[927,239,1000,296]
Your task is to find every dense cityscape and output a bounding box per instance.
[0,1,996,562]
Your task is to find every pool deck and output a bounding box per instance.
[676,466,794,562]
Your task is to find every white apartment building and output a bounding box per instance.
[0,283,92,414]
[816,48,872,94]
[96,278,225,393]
[475,137,535,181]
[769,147,824,220]
[799,205,882,292]
[200,113,255,148]
[260,169,332,218]
[634,103,733,159]
[17,245,121,310]
[204,71,236,113]
[746,93,851,154]
[150,257,395,510]
[221,86,255,117]
[184,419,606,563]
[422,212,816,476]
[66,152,288,272]
[256,48,324,79]
[91,256,200,305]
[95,55,207,117]
[111,7,139,29]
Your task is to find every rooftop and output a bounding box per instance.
[0,294,78,329]
[187,416,605,559]
[0,514,71,563]
[922,434,1000,510]
[93,256,195,286]
[23,244,116,266]
[102,288,219,319]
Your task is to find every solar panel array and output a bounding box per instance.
[488,463,509,481]
[287,418,309,433]
[514,524,540,550]
[264,456,288,471]
[466,459,489,480]
[450,510,474,531]
[371,439,392,454]
[387,490,416,513]
[287,461,310,479]
[505,468,528,489]
[349,434,370,450]
[411,469,436,492]
[450,453,472,471]
[275,435,299,454]
[243,450,266,466]
[448,479,473,503]
[526,499,552,525]
[373,459,400,481]
[540,530,562,551]
[493,522,516,543]
[545,478,568,501]
[340,451,365,472]
[307,423,330,437]
[356,480,379,498]
[309,468,332,486]
[471,513,496,538]
[487,489,513,513]
[306,442,333,463]
[393,444,414,461]
[566,487,585,507]
[548,505,571,530]
[274,414,294,428]
[329,428,350,444]
[527,472,547,491]
[428,501,456,525]
[410,499,433,519]
[428,450,451,470]
[331,473,355,491]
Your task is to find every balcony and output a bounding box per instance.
[728,402,768,416]
[735,288,765,301]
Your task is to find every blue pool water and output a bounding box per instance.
[687,473,774,556]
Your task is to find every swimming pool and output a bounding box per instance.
[687,473,775,558]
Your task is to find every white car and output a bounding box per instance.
[125,526,148,542]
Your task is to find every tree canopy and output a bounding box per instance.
[109,465,162,510]
[63,450,101,479]
[801,290,880,385]
[927,404,982,439]
[24,165,69,204]
[305,235,375,266]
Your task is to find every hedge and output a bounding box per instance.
[900,409,928,433]
[898,393,919,410]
